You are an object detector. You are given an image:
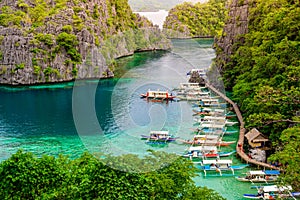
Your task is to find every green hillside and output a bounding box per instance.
[163,0,227,37]
[217,0,300,189]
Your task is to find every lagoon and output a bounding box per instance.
[0,38,254,199]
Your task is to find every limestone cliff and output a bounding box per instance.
[214,0,251,72]
[0,0,171,85]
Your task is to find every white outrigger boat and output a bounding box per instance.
[141,130,178,142]
[197,123,226,134]
[198,98,228,107]
[236,170,280,183]
[140,89,176,100]
[194,116,239,126]
[182,146,236,159]
[243,185,300,199]
[196,158,249,176]
[178,82,206,91]
[180,134,235,146]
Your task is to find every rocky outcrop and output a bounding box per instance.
[0,0,171,85]
[214,0,252,72]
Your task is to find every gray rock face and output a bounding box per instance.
[0,0,171,85]
[214,0,251,72]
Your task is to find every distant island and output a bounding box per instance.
[128,0,207,12]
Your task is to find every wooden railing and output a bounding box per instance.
[205,83,280,170]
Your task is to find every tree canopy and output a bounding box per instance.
[0,150,225,199]
[216,0,300,189]
[163,0,227,37]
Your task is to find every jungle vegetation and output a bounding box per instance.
[163,0,227,37]
[0,150,225,199]
[217,0,300,189]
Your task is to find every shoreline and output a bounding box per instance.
[0,49,169,88]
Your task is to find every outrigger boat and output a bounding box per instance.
[177,82,206,91]
[236,170,280,183]
[186,68,207,78]
[197,123,226,134]
[141,131,178,142]
[192,107,236,118]
[192,107,225,116]
[194,126,238,135]
[194,117,239,127]
[243,185,300,199]
[177,95,211,101]
[196,158,249,176]
[140,89,176,100]
[192,98,228,107]
[180,135,235,147]
[182,146,236,159]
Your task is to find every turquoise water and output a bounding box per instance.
[0,39,259,199]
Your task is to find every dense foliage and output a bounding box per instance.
[0,150,226,199]
[217,0,300,188]
[163,0,227,37]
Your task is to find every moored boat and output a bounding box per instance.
[194,115,239,127]
[236,170,280,183]
[141,130,178,142]
[140,89,176,100]
[180,135,235,146]
[243,185,300,199]
[182,146,236,159]
[196,158,249,176]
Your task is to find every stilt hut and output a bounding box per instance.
[245,128,270,148]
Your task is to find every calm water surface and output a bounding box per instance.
[0,39,257,200]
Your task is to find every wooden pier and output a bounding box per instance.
[205,83,280,170]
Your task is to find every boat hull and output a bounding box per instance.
[140,94,176,100]
[140,135,177,142]
[236,177,277,182]
[243,194,263,199]
[181,140,235,146]
[183,151,236,159]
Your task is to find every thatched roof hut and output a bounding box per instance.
[245,128,269,148]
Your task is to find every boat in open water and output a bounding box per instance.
[141,130,178,143]
[140,89,176,100]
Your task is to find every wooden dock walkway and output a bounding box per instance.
[205,83,280,170]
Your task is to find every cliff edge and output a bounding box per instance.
[0,0,171,85]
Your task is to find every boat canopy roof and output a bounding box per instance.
[203,116,226,120]
[262,185,292,192]
[202,159,233,165]
[148,90,168,94]
[150,131,169,135]
[264,170,280,175]
[248,170,266,175]
[200,124,225,129]
[188,146,217,152]
[194,135,219,139]
[201,98,219,102]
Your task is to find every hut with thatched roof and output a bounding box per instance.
[245,128,270,148]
